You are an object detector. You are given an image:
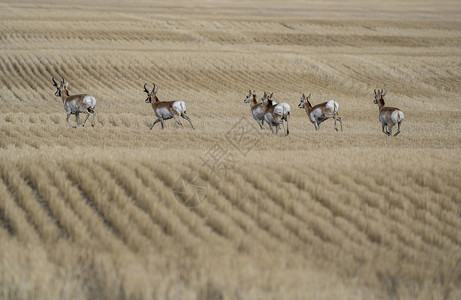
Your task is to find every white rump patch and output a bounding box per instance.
[172,101,186,115]
[83,96,97,109]
[274,102,290,117]
[391,110,404,124]
[326,100,338,114]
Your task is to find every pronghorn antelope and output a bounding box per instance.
[52,77,96,128]
[374,89,404,136]
[298,93,342,131]
[143,82,194,130]
[261,92,290,135]
[244,90,266,129]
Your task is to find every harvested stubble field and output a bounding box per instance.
[1,0,461,299]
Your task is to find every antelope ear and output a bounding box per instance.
[308,93,311,98]
[64,82,69,88]
[302,93,305,99]
[383,90,387,96]
[249,89,251,94]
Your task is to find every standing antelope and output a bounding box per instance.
[298,93,342,131]
[261,92,290,135]
[373,89,404,136]
[143,82,194,130]
[244,90,266,129]
[52,77,96,128]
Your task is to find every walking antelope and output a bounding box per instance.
[261,92,290,135]
[143,83,194,130]
[298,93,342,131]
[52,77,96,128]
[244,90,266,129]
[373,89,404,136]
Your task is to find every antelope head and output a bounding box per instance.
[144,83,158,103]
[244,90,255,103]
[261,92,274,107]
[52,76,68,97]
[374,89,386,104]
[298,93,311,108]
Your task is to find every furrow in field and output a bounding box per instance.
[166,67,201,92]
[209,63,245,90]
[424,75,461,94]
[0,56,14,90]
[242,162,381,261]
[181,160,285,253]
[257,162,377,249]
[181,159,318,253]
[19,160,95,246]
[274,160,425,260]
[227,164,326,247]
[53,56,98,92]
[100,56,134,91]
[0,180,21,238]
[5,55,40,98]
[76,160,161,250]
[405,161,461,209]
[120,160,211,248]
[345,164,461,251]
[168,159,297,250]
[135,159,245,246]
[379,170,461,247]
[198,31,246,45]
[18,164,67,238]
[61,162,146,252]
[141,160,237,247]
[0,55,22,90]
[28,126,56,147]
[296,161,424,245]
[125,56,159,89]
[307,165,430,254]
[45,162,127,252]
[72,56,114,90]
[2,125,40,149]
[248,32,340,47]
[47,55,91,93]
[143,157,272,250]
[0,125,20,148]
[99,160,200,249]
[98,57,137,93]
[16,54,51,92]
[283,162,451,273]
[33,55,69,93]
[0,163,61,242]
[301,162,458,259]
[322,56,431,98]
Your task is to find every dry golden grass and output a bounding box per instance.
[1,0,461,299]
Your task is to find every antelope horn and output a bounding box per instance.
[144,83,149,93]
[52,77,58,87]
[152,82,156,93]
